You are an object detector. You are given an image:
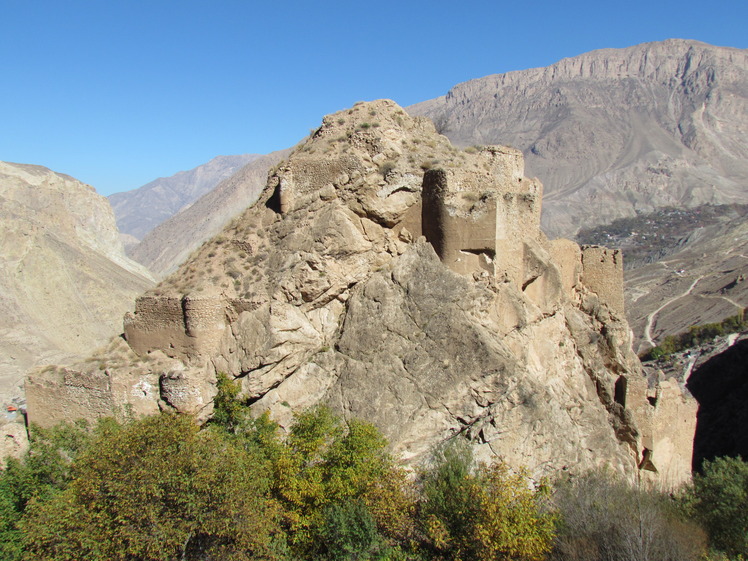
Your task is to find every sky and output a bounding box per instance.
[2,0,747,196]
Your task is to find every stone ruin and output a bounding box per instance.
[25,99,696,484]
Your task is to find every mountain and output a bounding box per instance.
[109,154,260,241]
[128,149,290,277]
[0,161,154,405]
[27,101,695,484]
[408,39,748,239]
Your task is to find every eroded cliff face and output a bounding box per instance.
[26,100,692,481]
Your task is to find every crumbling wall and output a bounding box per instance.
[124,294,228,361]
[581,246,625,315]
[422,168,498,276]
[421,148,543,288]
[627,374,697,487]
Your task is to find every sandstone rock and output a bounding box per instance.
[26,100,692,482]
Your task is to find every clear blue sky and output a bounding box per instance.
[2,0,746,196]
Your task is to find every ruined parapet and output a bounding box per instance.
[480,145,525,185]
[549,239,582,297]
[421,147,543,287]
[124,293,228,361]
[627,372,698,487]
[581,246,625,315]
[271,154,364,216]
[422,168,498,277]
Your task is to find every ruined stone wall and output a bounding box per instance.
[275,155,363,215]
[25,368,117,428]
[124,294,228,361]
[421,149,543,288]
[581,246,625,315]
[627,375,697,487]
[422,169,498,276]
[549,239,582,297]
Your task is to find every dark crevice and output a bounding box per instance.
[522,275,539,291]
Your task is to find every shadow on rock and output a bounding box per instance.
[687,338,748,471]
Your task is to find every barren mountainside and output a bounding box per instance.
[109,154,261,241]
[409,39,748,239]
[0,161,154,404]
[27,101,696,484]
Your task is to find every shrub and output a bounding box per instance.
[552,470,706,561]
[419,440,557,561]
[22,413,281,560]
[685,456,748,557]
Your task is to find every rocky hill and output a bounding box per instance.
[409,39,748,239]
[128,150,290,277]
[0,161,154,405]
[26,101,695,484]
[109,154,260,241]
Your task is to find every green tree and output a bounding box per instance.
[22,412,282,560]
[321,500,382,560]
[686,456,748,557]
[209,372,248,433]
[0,420,93,561]
[273,406,414,559]
[419,440,557,561]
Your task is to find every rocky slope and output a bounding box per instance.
[27,101,694,483]
[128,150,289,277]
[625,214,748,353]
[0,161,154,405]
[109,154,260,241]
[409,39,748,239]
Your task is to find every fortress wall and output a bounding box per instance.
[581,246,625,315]
[421,151,545,287]
[549,239,583,297]
[627,375,697,487]
[25,368,115,429]
[495,192,543,287]
[276,155,363,215]
[481,146,525,185]
[124,295,228,360]
[393,199,423,240]
[422,169,497,276]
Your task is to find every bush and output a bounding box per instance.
[685,456,748,557]
[0,420,94,561]
[419,440,557,561]
[551,470,705,561]
[22,413,281,560]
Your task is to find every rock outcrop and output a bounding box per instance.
[26,101,692,482]
[0,161,154,407]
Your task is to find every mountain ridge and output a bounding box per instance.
[109,154,261,241]
[0,161,154,405]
